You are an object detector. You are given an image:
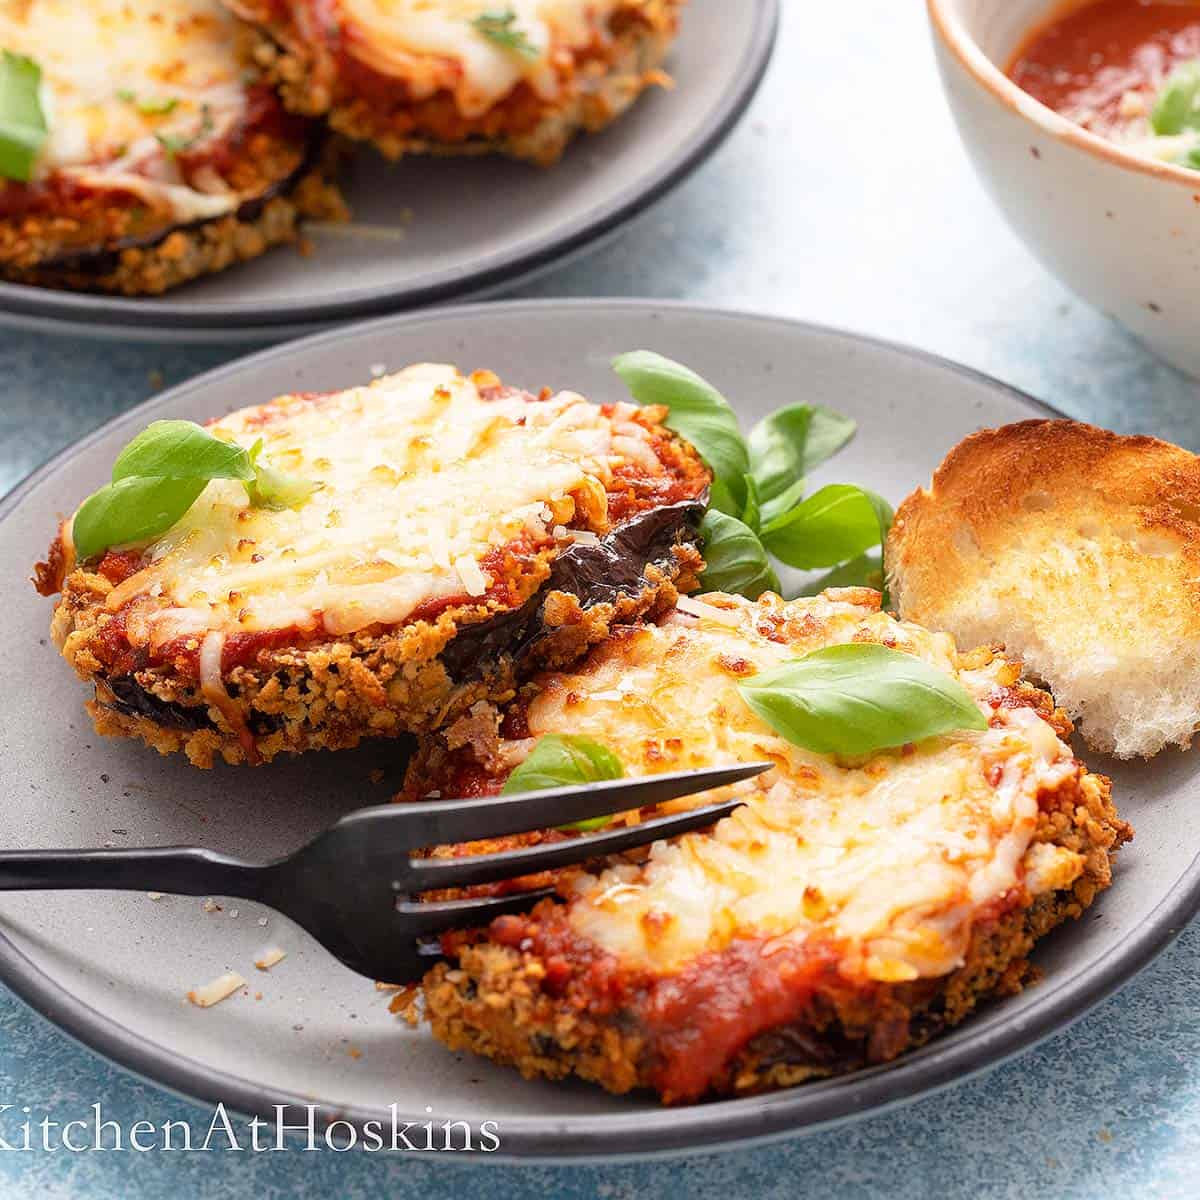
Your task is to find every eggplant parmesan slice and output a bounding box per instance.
[410,590,1130,1104]
[0,0,345,295]
[35,363,708,766]
[225,0,684,165]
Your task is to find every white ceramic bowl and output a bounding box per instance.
[928,0,1200,377]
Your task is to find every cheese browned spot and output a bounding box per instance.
[500,591,1083,981]
[77,363,682,646]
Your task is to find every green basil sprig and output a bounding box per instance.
[738,643,989,758]
[1152,62,1200,136]
[612,351,888,601]
[0,51,48,183]
[72,420,318,562]
[501,734,624,832]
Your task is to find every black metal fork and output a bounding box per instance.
[0,763,770,982]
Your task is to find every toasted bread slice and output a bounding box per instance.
[887,419,1200,759]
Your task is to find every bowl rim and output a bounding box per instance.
[927,0,1200,189]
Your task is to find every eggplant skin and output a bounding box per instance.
[100,677,212,733]
[74,497,705,767]
[440,497,705,679]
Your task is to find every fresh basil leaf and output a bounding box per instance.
[1152,62,1200,135]
[613,351,749,516]
[800,407,858,472]
[501,734,624,831]
[760,484,893,570]
[698,509,780,600]
[747,404,856,512]
[1180,144,1200,171]
[245,462,321,512]
[757,478,806,528]
[800,552,884,596]
[471,10,539,58]
[111,420,254,483]
[0,51,47,183]
[741,473,762,533]
[738,643,988,758]
[72,476,207,562]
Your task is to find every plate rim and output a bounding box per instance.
[0,0,779,335]
[3,298,1197,1161]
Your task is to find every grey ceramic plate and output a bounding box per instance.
[0,1,776,344]
[1,301,1195,1161]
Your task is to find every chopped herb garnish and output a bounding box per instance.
[613,352,887,604]
[471,10,538,59]
[118,88,179,116]
[155,103,213,157]
[0,50,47,183]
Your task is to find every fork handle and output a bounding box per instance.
[0,846,267,900]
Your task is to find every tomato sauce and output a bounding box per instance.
[480,901,899,1103]
[1009,1,1200,137]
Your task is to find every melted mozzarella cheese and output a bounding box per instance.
[87,363,665,645]
[517,592,1081,983]
[0,0,252,218]
[337,0,621,116]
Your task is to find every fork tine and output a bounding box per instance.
[396,887,557,938]
[406,798,746,893]
[369,762,773,850]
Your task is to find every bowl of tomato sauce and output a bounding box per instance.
[928,0,1200,376]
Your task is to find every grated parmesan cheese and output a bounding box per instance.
[522,593,1078,983]
[87,365,665,646]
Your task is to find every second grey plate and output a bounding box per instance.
[0,0,777,342]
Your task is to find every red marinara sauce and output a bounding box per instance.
[1008,0,1200,137]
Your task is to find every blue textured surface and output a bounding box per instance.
[2,2,1199,1196]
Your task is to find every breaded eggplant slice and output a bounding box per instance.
[34,364,708,767]
[411,590,1130,1104]
[0,0,345,295]
[226,0,684,165]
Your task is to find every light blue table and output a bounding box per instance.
[4,4,1199,1197]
